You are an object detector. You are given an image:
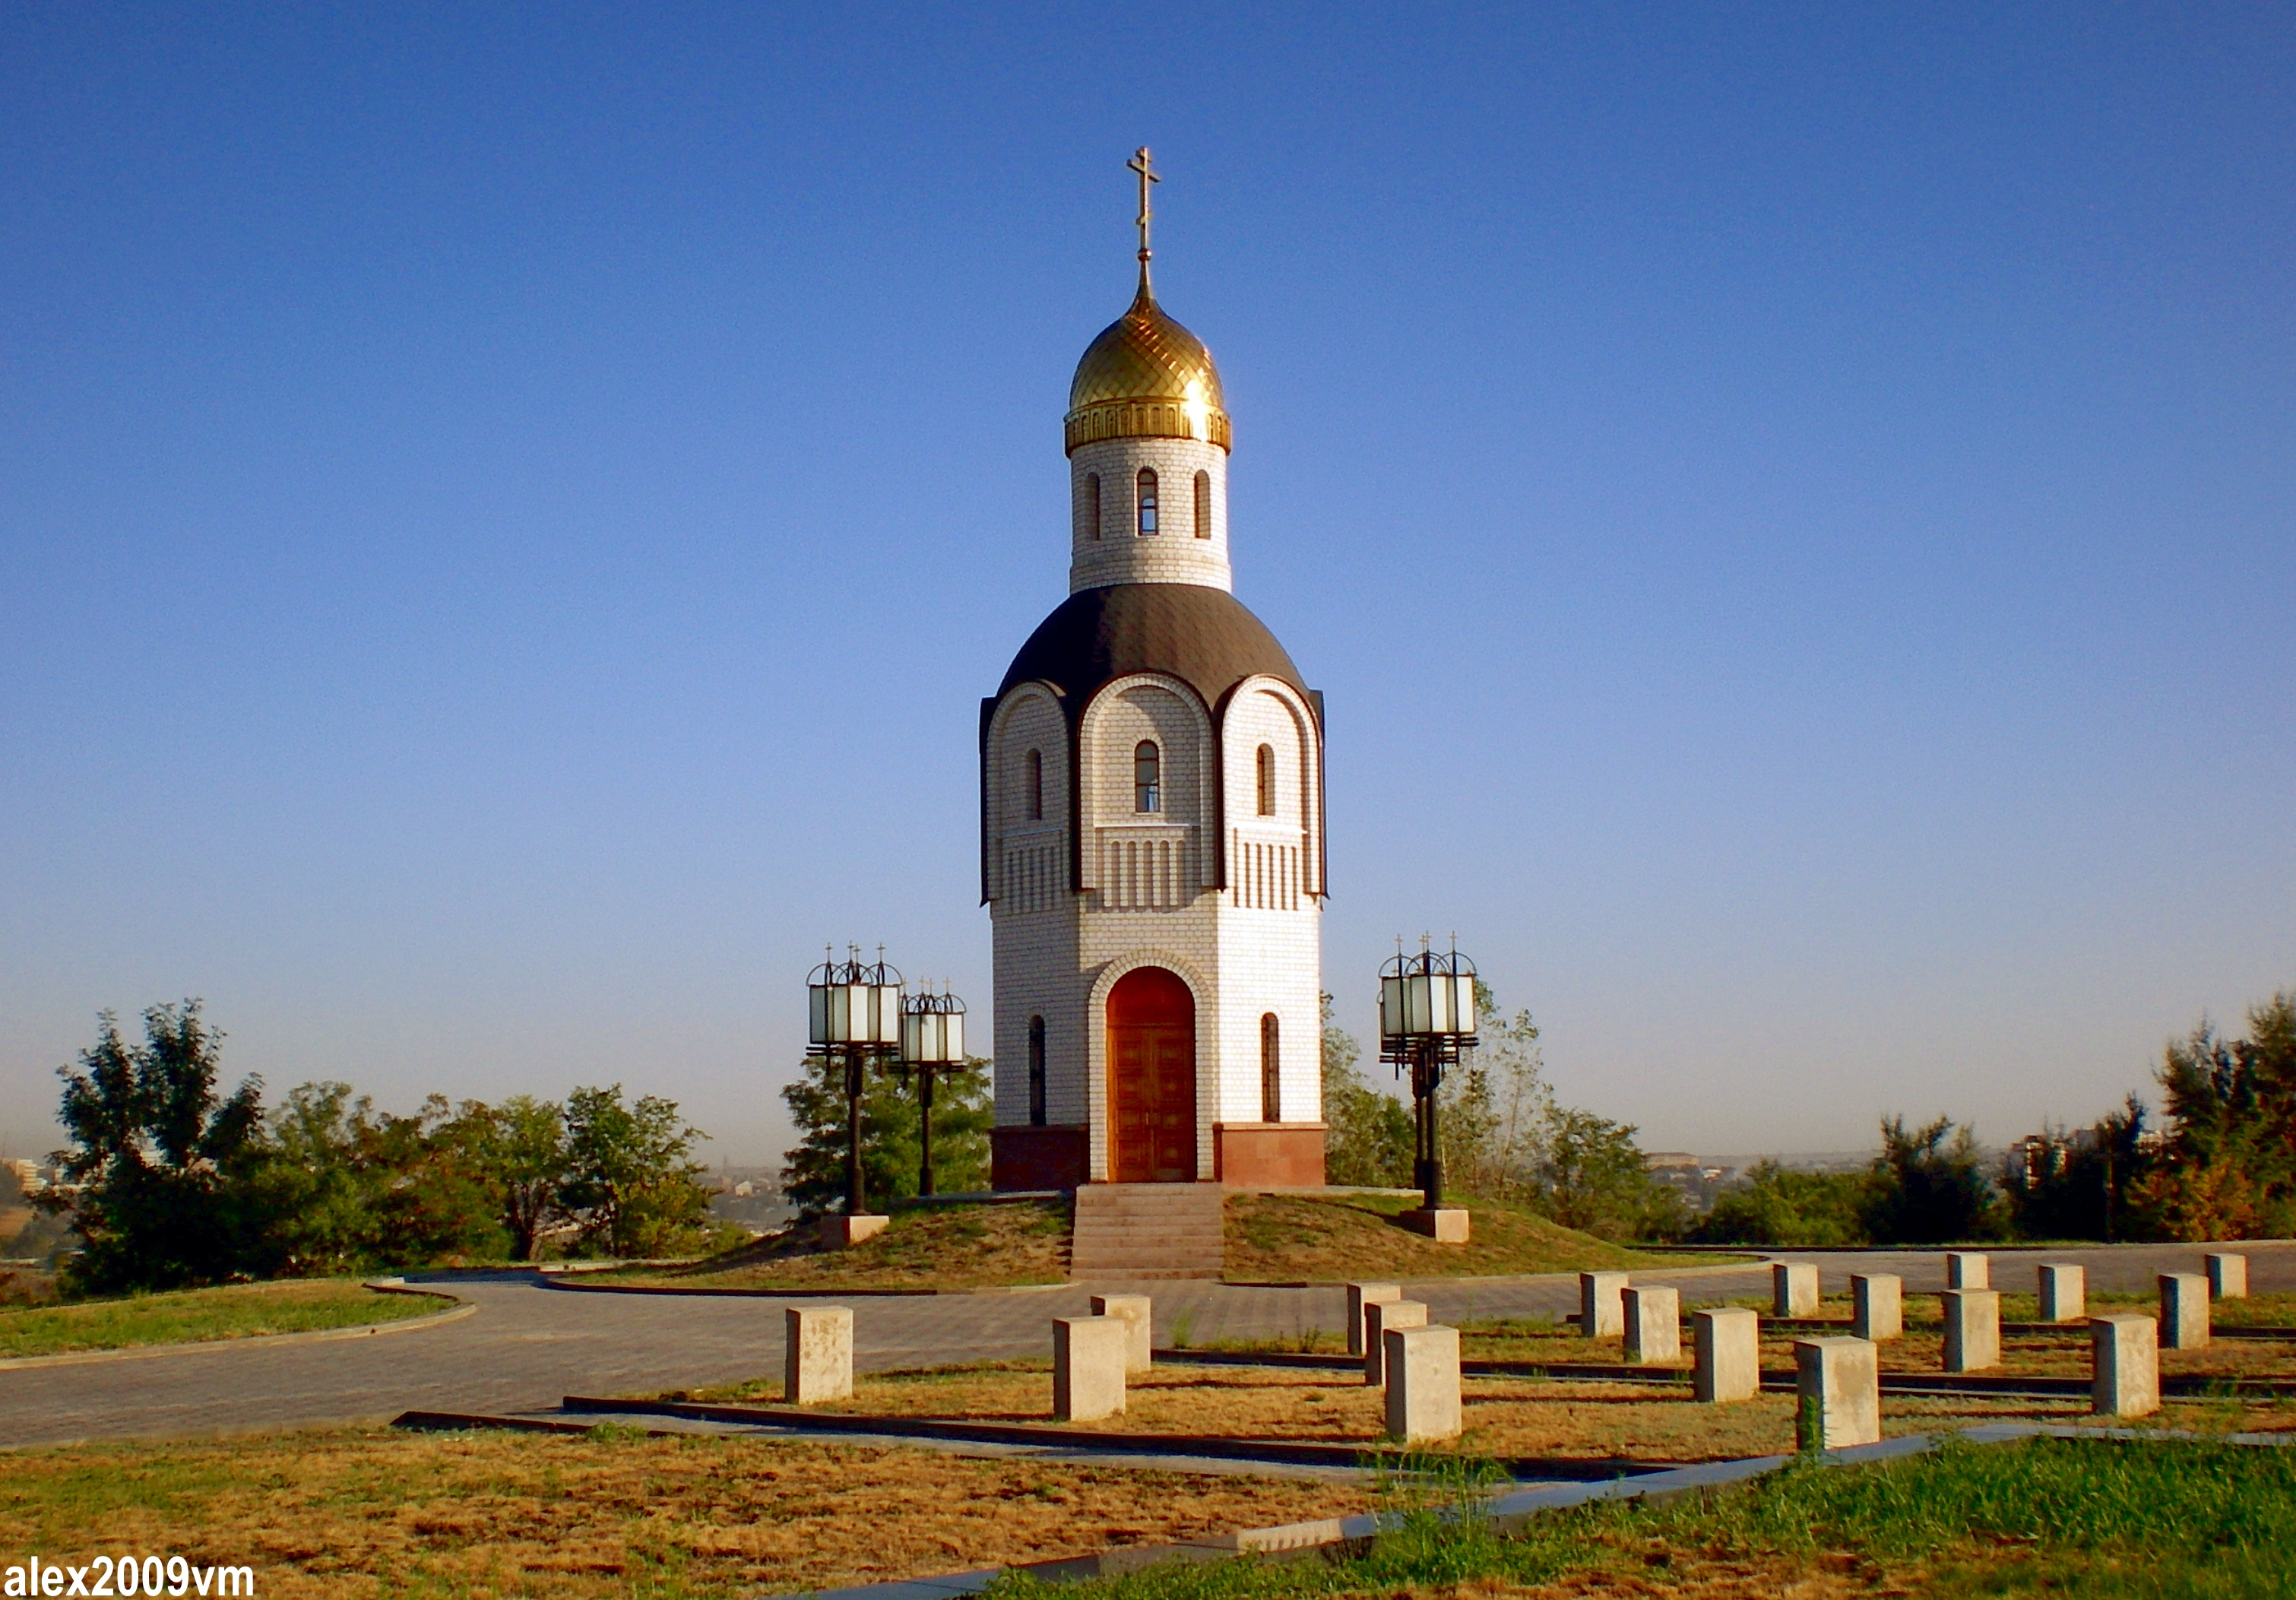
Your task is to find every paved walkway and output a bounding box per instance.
[3,1244,2287,1447]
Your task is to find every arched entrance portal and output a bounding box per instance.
[1107,967,1197,1182]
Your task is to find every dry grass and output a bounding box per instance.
[599,1199,1071,1291]
[666,1360,2295,1462]
[0,1278,442,1358]
[1222,1195,1718,1285]
[0,1426,1370,1598]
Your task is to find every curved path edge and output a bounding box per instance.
[0,1289,473,1372]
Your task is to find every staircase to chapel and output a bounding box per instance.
[1069,1183,1226,1279]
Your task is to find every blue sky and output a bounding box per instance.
[2,3,2290,1167]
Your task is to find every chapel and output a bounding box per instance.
[984,153,1327,1192]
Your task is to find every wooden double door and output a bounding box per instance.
[1107,966,1197,1182]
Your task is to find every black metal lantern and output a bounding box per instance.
[898,986,968,1199]
[1379,937,1480,1210]
[807,946,904,1216]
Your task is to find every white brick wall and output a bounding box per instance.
[987,672,1325,1177]
[1069,437,1230,593]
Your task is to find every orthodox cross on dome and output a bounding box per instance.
[1128,146,1160,292]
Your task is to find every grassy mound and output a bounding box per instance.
[600,1199,1072,1291]
[1223,1190,1713,1282]
[0,1278,445,1359]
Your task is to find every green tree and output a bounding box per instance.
[44,1001,269,1293]
[256,1085,502,1272]
[1693,1161,1876,1247]
[1318,993,1412,1187]
[2006,1098,2160,1243]
[1529,1107,1686,1241]
[779,1056,992,1217]
[2139,992,2296,1240]
[1463,992,1555,1199]
[1863,1114,2006,1244]
[454,1095,569,1260]
[560,1085,716,1257]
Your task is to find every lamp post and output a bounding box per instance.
[808,946,904,1217]
[1379,937,1479,1212]
[898,985,967,1199]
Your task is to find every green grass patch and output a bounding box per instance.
[0,1278,444,1358]
[989,1435,2296,1600]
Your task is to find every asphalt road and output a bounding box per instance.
[2,1242,2285,1447]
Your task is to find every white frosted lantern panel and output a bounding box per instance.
[809,987,829,1045]
[945,1012,964,1060]
[1455,974,1477,1034]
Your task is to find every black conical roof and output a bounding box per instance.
[998,583,1310,718]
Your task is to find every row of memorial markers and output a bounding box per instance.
[746,1250,2253,1456]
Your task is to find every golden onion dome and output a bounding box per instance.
[1065,283,1231,455]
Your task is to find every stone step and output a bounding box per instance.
[1069,1183,1227,1280]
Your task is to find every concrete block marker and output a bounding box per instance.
[1579,1272,1629,1339]
[1401,1208,1471,1243]
[2091,1313,2161,1418]
[1623,1286,1681,1364]
[1943,1290,2001,1373]
[2207,1254,2249,1301]
[1946,1253,1990,1290]
[1851,1275,1902,1342]
[784,1307,854,1405]
[2160,1274,2210,1350]
[1772,1261,1819,1318]
[1345,1284,1402,1357]
[1090,1294,1153,1374]
[1382,1323,1462,1445]
[1363,1300,1428,1386]
[1693,1307,1760,1403]
[1053,1316,1129,1422]
[2038,1264,2086,1323]
[1796,1337,1881,1451]
[817,1215,890,1250]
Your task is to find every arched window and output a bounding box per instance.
[1193,470,1211,539]
[1133,740,1161,813]
[1085,473,1101,540]
[1260,1012,1281,1123]
[1024,748,1043,821]
[1028,1015,1047,1126]
[1256,743,1276,816]
[1135,467,1158,535]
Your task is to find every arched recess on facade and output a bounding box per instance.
[1081,949,1216,1183]
[1216,673,1325,898]
[982,681,1067,905]
[1074,672,1215,895]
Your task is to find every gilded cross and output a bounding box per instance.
[1128,147,1159,287]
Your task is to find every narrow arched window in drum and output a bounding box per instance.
[1260,1012,1281,1123]
[1028,1015,1047,1126]
[1025,748,1043,821]
[1256,743,1275,816]
[1133,741,1161,813]
[1084,473,1102,540]
[1193,470,1211,538]
[1136,467,1158,534]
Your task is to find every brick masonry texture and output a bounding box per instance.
[1069,436,1230,592]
